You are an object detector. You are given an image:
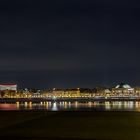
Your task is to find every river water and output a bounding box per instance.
[1,101,140,111]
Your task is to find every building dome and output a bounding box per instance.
[115,83,132,89]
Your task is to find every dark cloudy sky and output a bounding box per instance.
[0,0,140,89]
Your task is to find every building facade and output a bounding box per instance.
[0,84,17,92]
[112,83,134,96]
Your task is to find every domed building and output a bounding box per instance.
[115,83,132,89]
[112,83,134,95]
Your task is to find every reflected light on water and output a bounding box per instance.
[1,101,140,111]
[105,102,111,110]
[68,102,71,108]
[29,101,32,109]
[135,101,140,108]
[46,102,49,109]
[0,104,17,110]
[75,101,78,108]
[124,102,128,108]
[59,102,62,107]
[16,102,20,109]
[25,102,28,108]
[88,102,92,107]
[64,102,68,109]
[118,102,122,109]
[49,102,52,106]
[129,101,134,109]
[52,102,58,111]
[135,102,140,111]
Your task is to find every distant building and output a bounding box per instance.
[52,88,80,98]
[104,89,111,94]
[134,87,140,95]
[0,84,17,92]
[112,83,134,95]
[65,88,80,97]
[52,88,64,97]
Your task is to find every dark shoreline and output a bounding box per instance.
[0,111,140,140]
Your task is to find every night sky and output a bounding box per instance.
[0,0,140,89]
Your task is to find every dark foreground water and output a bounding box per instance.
[1,101,140,111]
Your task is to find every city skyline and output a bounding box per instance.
[1,1,140,140]
[0,0,140,88]
[0,82,139,90]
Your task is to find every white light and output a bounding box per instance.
[52,102,58,111]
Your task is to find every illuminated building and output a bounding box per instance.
[65,88,80,97]
[52,88,80,98]
[112,83,134,95]
[0,84,17,98]
[134,87,140,95]
[52,88,64,97]
[0,84,17,92]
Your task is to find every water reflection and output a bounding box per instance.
[0,104,18,110]
[88,102,92,108]
[16,102,19,108]
[1,101,140,111]
[52,102,58,111]
[68,102,71,108]
[25,102,28,107]
[75,101,78,108]
[105,102,111,110]
[29,101,32,109]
